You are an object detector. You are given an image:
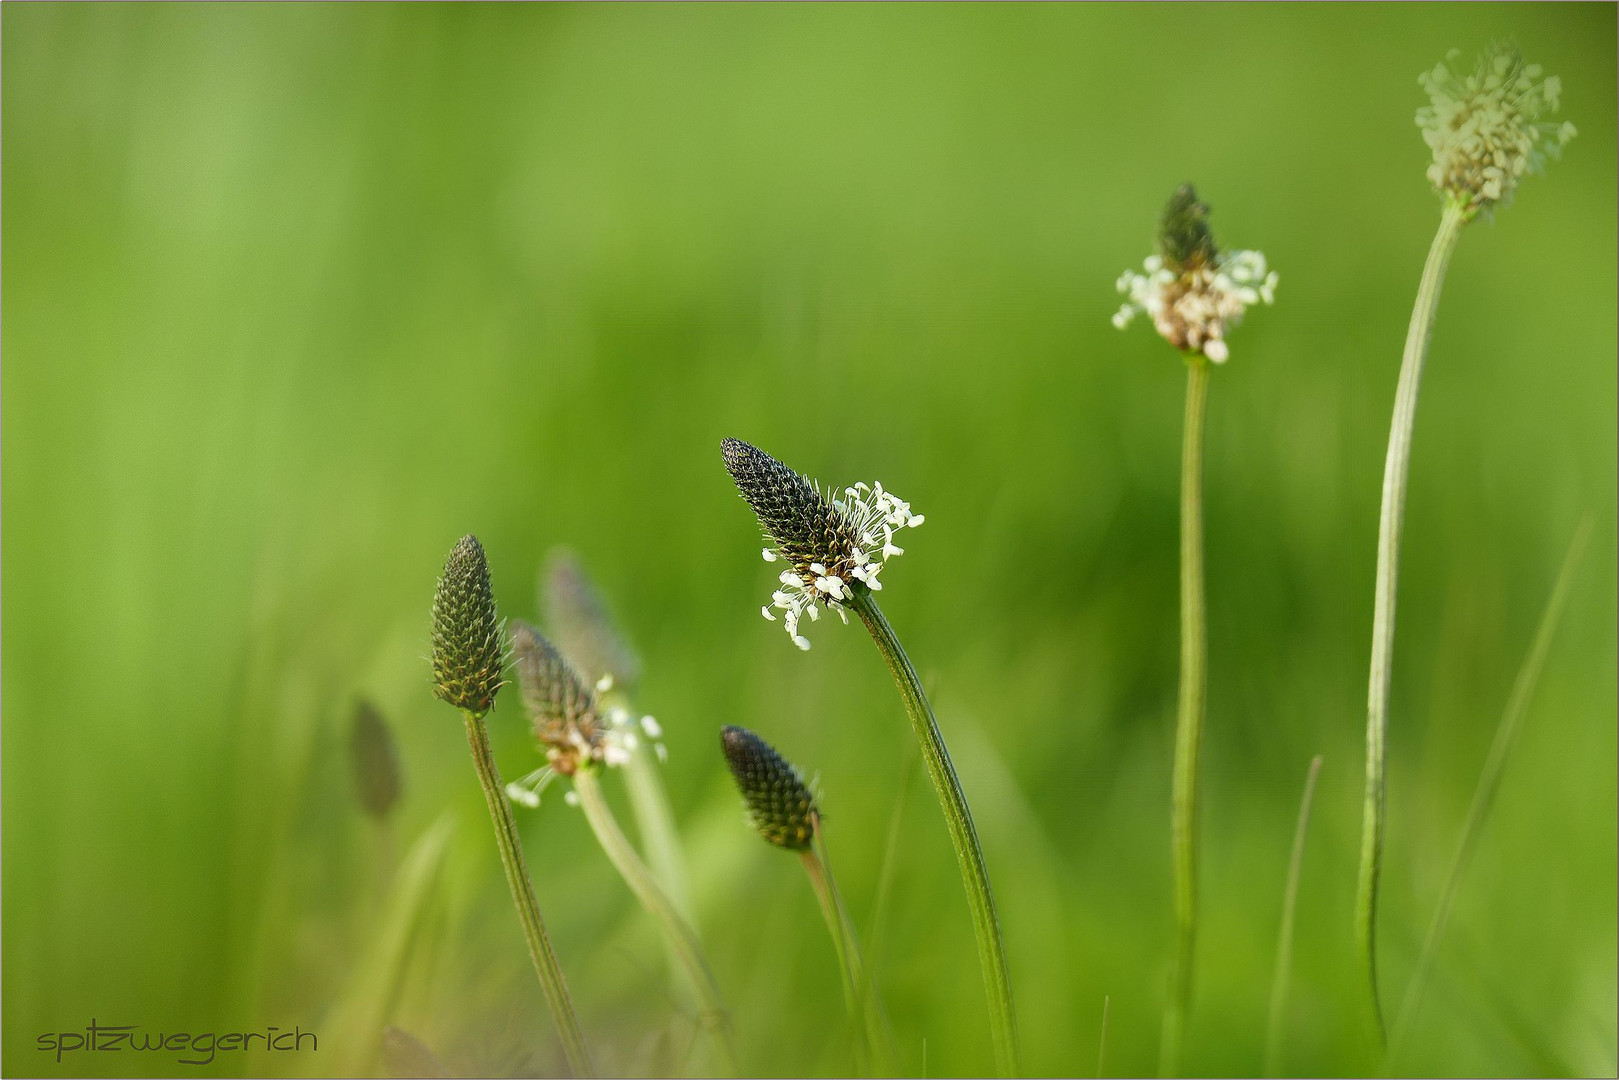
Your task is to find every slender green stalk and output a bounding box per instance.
[572,768,740,1076]
[802,820,894,1075]
[623,742,692,918]
[618,717,698,1008]
[1357,199,1469,1041]
[847,588,1019,1078]
[1161,356,1210,1077]
[1264,754,1324,1077]
[1388,521,1591,1064]
[462,713,593,1077]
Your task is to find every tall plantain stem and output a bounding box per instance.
[1161,356,1210,1077]
[1358,199,1468,1042]
[572,768,740,1076]
[847,588,1019,1077]
[462,713,593,1077]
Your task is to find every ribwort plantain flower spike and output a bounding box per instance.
[721,437,923,650]
[721,437,1018,1074]
[544,548,643,692]
[349,699,403,820]
[1355,46,1574,1043]
[430,535,506,718]
[1112,184,1277,364]
[429,538,593,1074]
[720,726,819,850]
[511,620,662,780]
[1418,44,1575,216]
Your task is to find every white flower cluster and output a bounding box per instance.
[506,679,666,808]
[1417,45,1575,211]
[1112,250,1277,363]
[761,481,924,650]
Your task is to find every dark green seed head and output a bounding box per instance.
[349,698,403,820]
[1158,184,1218,271]
[430,535,506,717]
[511,620,602,774]
[721,438,860,578]
[544,547,642,692]
[721,725,819,850]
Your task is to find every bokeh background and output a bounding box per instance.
[4,4,1615,1077]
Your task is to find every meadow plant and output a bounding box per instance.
[720,724,893,1074]
[1112,185,1277,1076]
[429,535,593,1077]
[349,699,403,823]
[543,550,691,927]
[348,698,405,904]
[510,620,740,1076]
[1356,44,1574,1040]
[720,437,1019,1077]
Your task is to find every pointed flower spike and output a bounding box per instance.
[720,725,819,851]
[431,536,506,718]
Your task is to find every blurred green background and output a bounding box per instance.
[4,4,1615,1077]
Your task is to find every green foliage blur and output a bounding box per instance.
[4,5,1615,1077]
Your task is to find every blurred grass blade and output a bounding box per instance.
[1097,995,1110,1078]
[1389,519,1593,1063]
[573,768,740,1076]
[326,815,454,1076]
[1264,754,1324,1077]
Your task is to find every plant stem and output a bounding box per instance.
[1357,199,1469,1043]
[802,819,894,1076]
[1387,520,1591,1064]
[623,741,693,920]
[848,589,1019,1078]
[462,713,593,1077]
[1264,754,1324,1077]
[572,768,740,1076]
[617,718,697,1010]
[1161,355,1210,1077]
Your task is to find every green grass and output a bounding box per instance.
[3,4,1615,1077]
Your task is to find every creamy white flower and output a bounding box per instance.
[760,479,923,650]
[505,765,559,808]
[1113,248,1278,363]
[1417,45,1575,212]
[601,703,665,767]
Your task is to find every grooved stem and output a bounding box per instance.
[1161,356,1210,1077]
[848,589,1019,1078]
[573,768,740,1076]
[1358,200,1468,1043]
[462,713,593,1077]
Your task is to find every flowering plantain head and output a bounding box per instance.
[722,438,923,650]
